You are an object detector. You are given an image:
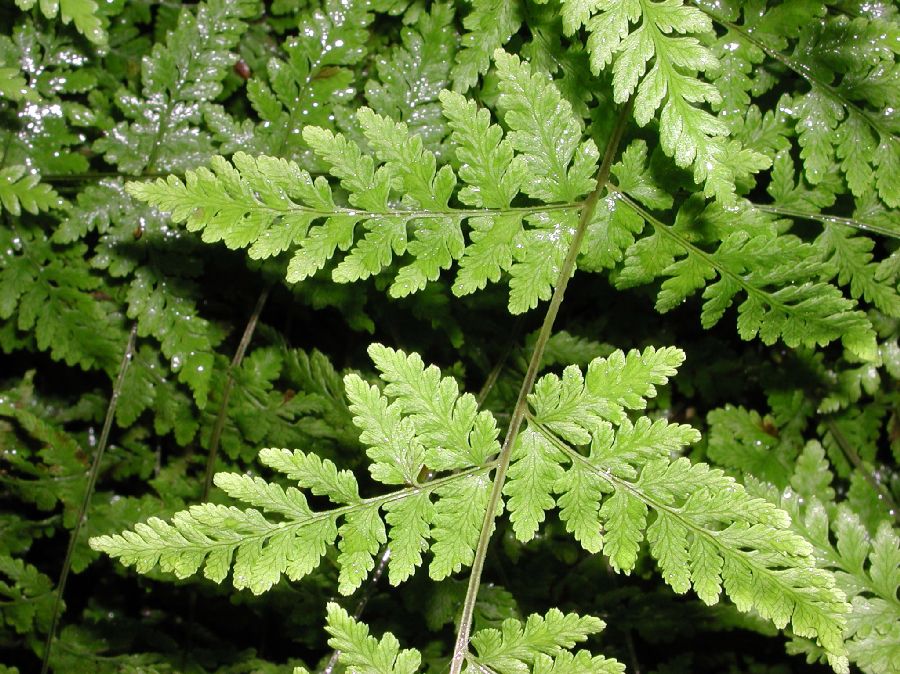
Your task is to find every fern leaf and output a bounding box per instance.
[325,603,421,674]
[452,0,522,91]
[470,608,622,674]
[365,4,457,151]
[769,484,899,674]
[91,345,496,594]
[15,0,107,45]
[504,349,851,670]
[129,51,603,313]
[567,0,769,202]
[367,344,499,470]
[0,166,59,216]
[96,0,256,173]
[614,194,878,359]
[126,268,217,407]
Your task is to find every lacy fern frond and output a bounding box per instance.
[363,3,456,154]
[90,344,497,594]
[208,0,372,161]
[324,602,421,674]
[468,608,624,674]
[95,0,258,173]
[324,603,623,674]
[705,2,900,208]
[92,343,850,669]
[607,177,878,359]
[504,346,850,671]
[763,489,900,674]
[128,50,598,313]
[563,0,769,203]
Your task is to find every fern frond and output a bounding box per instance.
[702,3,900,207]
[766,488,899,674]
[325,602,421,674]
[209,0,372,161]
[612,191,877,360]
[469,608,624,674]
[364,3,456,153]
[0,166,60,216]
[501,348,850,672]
[564,0,770,203]
[96,0,257,173]
[90,345,497,594]
[129,51,602,313]
[452,0,522,92]
[324,603,623,674]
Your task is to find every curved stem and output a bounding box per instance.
[752,203,900,240]
[448,101,633,674]
[202,285,271,500]
[40,323,138,674]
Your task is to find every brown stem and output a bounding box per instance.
[202,286,271,499]
[40,324,138,674]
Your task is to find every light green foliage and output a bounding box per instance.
[504,347,850,671]
[4,1,899,671]
[94,345,851,670]
[325,602,421,674]
[96,0,258,173]
[325,604,623,674]
[469,608,624,673]
[89,345,497,593]
[129,51,600,313]
[564,0,769,202]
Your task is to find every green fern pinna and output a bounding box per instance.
[1,0,897,672]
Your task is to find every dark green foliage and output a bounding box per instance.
[0,1,897,673]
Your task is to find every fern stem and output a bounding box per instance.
[476,319,522,407]
[448,101,633,674]
[202,285,271,500]
[611,188,797,318]
[699,6,898,145]
[751,203,900,240]
[40,323,138,674]
[824,418,900,524]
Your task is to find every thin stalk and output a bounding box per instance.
[42,172,171,182]
[201,285,271,500]
[824,418,900,524]
[475,319,522,407]
[752,203,900,240]
[448,101,633,674]
[40,324,138,674]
